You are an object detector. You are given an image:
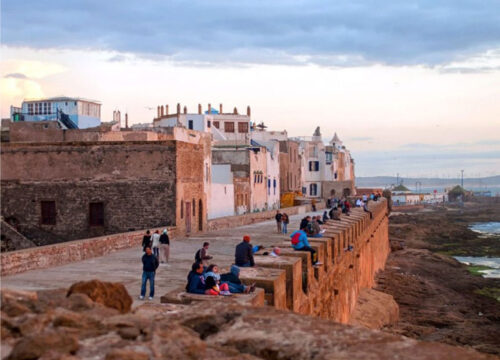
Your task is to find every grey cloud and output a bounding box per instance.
[2,0,500,67]
[4,72,28,79]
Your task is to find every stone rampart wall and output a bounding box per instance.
[165,198,390,324]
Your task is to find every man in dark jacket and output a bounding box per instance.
[186,262,206,294]
[235,235,255,267]
[140,246,159,300]
[275,211,282,233]
[159,229,170,263]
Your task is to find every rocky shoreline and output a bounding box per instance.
[376,201,500,355]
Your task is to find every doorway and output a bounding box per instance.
[185,202,191,233]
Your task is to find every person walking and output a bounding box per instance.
[142,230,151,252]
[275,211,283,233]
[151,230,160,258]
[140,246,159,300]
[282,213,289,234]
[159,228,170,263]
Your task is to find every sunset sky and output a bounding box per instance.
[1,1,499,177]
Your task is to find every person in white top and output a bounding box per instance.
[151,230,161,258]
[270,247,281,257]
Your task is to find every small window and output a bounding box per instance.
[224,122,235,133]
[207,120,211,128]
[192,198,196,216]
[213,121,220,129]
[238,122,248,133]
[268,179,271,195]
[41,201,56,225]
[181,200,184,219]
[89,202,104,226]
[188,120,194,130]
[310,184,318,196]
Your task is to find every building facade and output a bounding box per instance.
[10,97,101,129]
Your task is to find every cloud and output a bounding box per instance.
[4,72,28,79]
[2,0,500,67]
[107,54,128,63]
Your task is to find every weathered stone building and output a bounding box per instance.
[279,140,302,194]
[1,140,207,244]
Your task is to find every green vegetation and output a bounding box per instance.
[474,287,500,302]
[466,265,494,276]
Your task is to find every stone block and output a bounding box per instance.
[239,267,287,310]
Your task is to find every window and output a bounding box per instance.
[326,152,332,164]
[273,179,277,195]
[193,198,196,216]
[89,202,104,226]
[41,201,56,225]
[302,186,307,195]
[213,121,220,129]
[268,179,271,195]
[224,122,235,133]
[309,161,319,171]
[207,120,211,128]
[238,122,248,133]
[181,200,184,219]
[188,120,194,130]
[310,184,318,196]
[28,103,33,115]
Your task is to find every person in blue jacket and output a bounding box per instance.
[290,225,321,265]
[186,262,206,294]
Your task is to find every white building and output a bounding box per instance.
[251,138,281,210]
[208,164,235,219]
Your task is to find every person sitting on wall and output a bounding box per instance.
[322,211,329,223]
[195,242,213,268]
[316,215,324,225]
[235,235,255,267]
[186,261,206,294]
[355,198,363,207]
[205,276,231,296]
[311,217,324,238]
[342,200,351,216]
[363,200,373,219]
[270,247,281,257]
[139,246,159,300]
[299,216,311,232]
[290,226,321,266]
[220,265,256,294]
[330,207,342,221]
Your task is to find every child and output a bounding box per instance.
[205,276,231,296]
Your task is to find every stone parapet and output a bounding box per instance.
[162,199,390,323]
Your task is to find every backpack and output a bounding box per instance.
[291,232,301,246]
[195,248,202,262]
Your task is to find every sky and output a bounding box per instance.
[1,0,499,177]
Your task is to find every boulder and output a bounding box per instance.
[66,280,132,314]
[7,330,78,360]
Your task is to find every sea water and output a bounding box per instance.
[454,222,500,278]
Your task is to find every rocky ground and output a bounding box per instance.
[1,280,497,360]
[376,200,500,355]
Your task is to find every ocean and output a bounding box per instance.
[454,222,500,279]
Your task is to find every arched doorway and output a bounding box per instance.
[342,188,351,197]
[198,199,203,231]
[330,189,336,196]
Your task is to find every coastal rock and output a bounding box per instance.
[66,279,132,314]
[7,329,79,360]
[0,289,37,317]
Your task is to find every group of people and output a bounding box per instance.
[275,211,290,234]
[186,237,257,296]
[139,229,171,300]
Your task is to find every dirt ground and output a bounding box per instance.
[376,200,500,355]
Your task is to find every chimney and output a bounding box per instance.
[165,104,169,116]
[161,105,164,117]
[207,103,211,114]
[125,113,129,129]
[247,106,251,117]
[198,104,202,114]
[156,106,160,118]
[219,103,223,114]
[117,110,121,127]
[177,103,181,115]
[183,106,187,114]
[233,107,238,115]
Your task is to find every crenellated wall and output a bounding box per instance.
[162,199,390,323]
